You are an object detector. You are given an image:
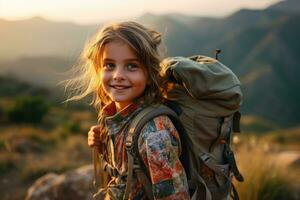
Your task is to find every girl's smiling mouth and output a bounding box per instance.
[110,85,131,89]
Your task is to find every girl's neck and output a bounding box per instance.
[115,96,146,112]
[115,101,132,112]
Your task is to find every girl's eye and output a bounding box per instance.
[103,63,115,70]
[127,63,139,71]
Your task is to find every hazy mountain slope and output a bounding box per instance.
[137,13,202,56]
[234,15,300,126]
[0,17,98,60]
[0,56,73,88]
[267,0,300,13]
[137,8,287,58]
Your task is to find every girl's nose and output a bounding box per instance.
[113,66,125,81]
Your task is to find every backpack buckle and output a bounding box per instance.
[224,143,244,182]
[104,163,119,177]
[125,140,133,151]
[111,168,119,177]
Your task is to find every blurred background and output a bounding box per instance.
[0,0,299,199]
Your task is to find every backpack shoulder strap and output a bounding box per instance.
[126,104,178,149]
[123,104,178,200]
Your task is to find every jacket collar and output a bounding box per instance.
[102,99,146,136]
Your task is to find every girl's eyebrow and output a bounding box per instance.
[102,58,114,62]
[103,58,140,62]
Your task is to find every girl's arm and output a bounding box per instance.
[138,115,190,200]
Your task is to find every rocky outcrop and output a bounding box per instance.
[26,165,95,200]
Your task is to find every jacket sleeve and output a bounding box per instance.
[138,115,190,200]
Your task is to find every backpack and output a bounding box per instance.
[123,55,244,200]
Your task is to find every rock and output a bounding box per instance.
[25,165,95,200]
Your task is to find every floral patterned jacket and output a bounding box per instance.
[96,100,190,200]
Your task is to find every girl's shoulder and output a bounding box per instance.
[141,115,176,134]
[137,114,181,150]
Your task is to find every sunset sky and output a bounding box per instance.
[0,0,281,24]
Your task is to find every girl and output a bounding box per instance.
[66,21,189,200]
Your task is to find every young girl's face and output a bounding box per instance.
[100,40,148,111]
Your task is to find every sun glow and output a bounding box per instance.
[0,0,280,24]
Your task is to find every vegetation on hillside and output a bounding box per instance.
[234,133,300,200]
[0,76,97,199]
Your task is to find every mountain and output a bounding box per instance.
[135,1,300,126]
[267,0,300,13]
[216,12,300,126]
[0,17,99,60]
[0,0,299,126]
[0,56,73,89]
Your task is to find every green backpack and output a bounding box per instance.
[123,55,244,200]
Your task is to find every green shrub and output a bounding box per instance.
[274,134,286,144]
[63,121,81,134]
[7,96,49,124]
[0,153,18,175]
[0,106,3,120]
[0,140,5,151]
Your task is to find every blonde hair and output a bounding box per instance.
[63,21,164,120]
